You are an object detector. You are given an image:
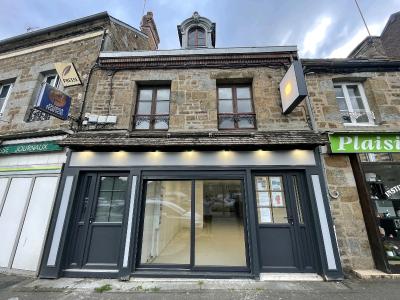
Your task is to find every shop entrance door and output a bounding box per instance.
[254,172,318,272]
[64,173,129,270]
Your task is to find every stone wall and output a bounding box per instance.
[0,19,151,136]
[84,67,310,131]
[0,34,103,134]
[307,71,400,272]
[108,21,151,51]
[324,154,375,271]
[306,71,400,131]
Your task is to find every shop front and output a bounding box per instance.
[330,133,400,274]
[0,136,66,274]
[39,147,342,280]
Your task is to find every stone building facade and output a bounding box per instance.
[39,13,342,281]
[302,59,400,274]
[0,11,156,275]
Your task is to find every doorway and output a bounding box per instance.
[64,173,129,270]
[253,172,318,272]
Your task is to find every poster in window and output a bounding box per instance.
[270,176,282,191]
[259,207,272,223]
[272,191,285,207]
[257,191,270,206]
[256,177,269,191]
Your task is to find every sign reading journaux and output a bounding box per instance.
[35,83,72,120]
[279,61,308,114]
[54,62,81,87]
[329,134,400,153]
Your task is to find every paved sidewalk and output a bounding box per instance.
[0,273,400,299]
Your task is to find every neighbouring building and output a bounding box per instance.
[301,11,400,275]
[39,12,343,280]
[349,11,400,59]
[0,11,156,275]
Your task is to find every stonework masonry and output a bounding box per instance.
[0,15,151,137]
[306,70,400,272]
[84,67,310,132]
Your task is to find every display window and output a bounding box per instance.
[360,153,400,272]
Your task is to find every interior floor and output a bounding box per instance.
[151,217,247,266]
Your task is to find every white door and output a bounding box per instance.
[0,177,33,268]
[12,177,58,271]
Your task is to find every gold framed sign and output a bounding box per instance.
[54,62,82,87]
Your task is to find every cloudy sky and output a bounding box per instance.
[0,0,399,57]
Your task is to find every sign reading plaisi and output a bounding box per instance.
[54,62,81,87]
[279,61,308,114]
[329,133,400,153]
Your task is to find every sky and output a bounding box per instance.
[0,0,399,58]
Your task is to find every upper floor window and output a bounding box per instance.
[188,26,206,48]
[44,73,60,88]
[218,85,256,129]
[134,87,170,130]
[334,83,375,126]
[27,72,60,122]
[0,82,13,116]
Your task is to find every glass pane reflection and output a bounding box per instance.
[140,181,191,264]
[195,180,246,266]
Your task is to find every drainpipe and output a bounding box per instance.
[77,27,107,130]
[303,69,339,200]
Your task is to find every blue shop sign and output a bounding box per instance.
[35,83,71,120]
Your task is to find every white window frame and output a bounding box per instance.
[334,82,375,126]
[0,83,14,116]
[43,73,60,88]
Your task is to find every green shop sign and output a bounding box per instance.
[0,141,63,155]
[329,133,400,153]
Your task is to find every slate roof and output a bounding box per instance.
[59,130,327,150]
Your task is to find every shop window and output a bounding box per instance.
[0,82,14,116]
[218,85,256,129]
[360,153,393,162]
[188,26,206,47]
[27,72,60,122]
[334,83,375,126]
[363,163,400,271]
[140,179,247,267]
[134,87,170,130]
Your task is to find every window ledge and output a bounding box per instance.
[343,123,377,127]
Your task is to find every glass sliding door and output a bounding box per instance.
[195,180,247,267]
[140,181,192,265]
[138,177,248,270]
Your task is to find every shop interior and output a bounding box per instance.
[140,179,247,268]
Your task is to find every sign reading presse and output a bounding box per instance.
[279,61,308,114]
[54,62,81,87]
[329,134,400,153]
[35,83,72,120]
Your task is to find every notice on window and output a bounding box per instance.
[270,177,282,191]
[259,207,272,223]
[272,192,284,207]
[257,191,270,206]
[256,177,268,191]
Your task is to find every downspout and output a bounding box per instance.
[77,27,107,130]
[303,67,339,200]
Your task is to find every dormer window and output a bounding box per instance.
[178,12,216,49]
[188,26,206,48]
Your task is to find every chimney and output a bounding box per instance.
[140,12,160,50]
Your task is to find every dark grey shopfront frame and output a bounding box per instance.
[39,148,343,280]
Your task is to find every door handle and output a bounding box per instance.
[285,216,294,225]
[89,217,94,224]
